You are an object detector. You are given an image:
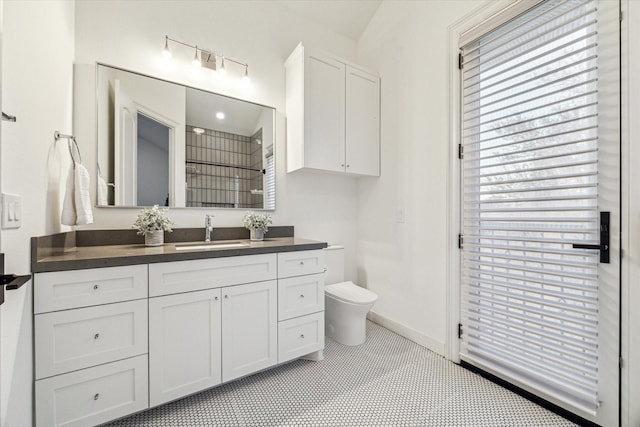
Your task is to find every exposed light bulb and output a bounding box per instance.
[192,46,201,67]
[216,112,225,120]
[219,56,227,75]
[162,36,172,58]
[243,65,250,83]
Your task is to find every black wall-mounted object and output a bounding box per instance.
[0,253,31,306]
[572,211,610,264]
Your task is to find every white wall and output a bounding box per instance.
[0,2,75,425]
[74,1,360,282]
[355,0,483,355]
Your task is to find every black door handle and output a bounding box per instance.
[571,211,610,263]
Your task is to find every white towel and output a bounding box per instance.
[75,164,93,225]
[60,164,94,226]
[97,175,108,205]
[61,167,76,226]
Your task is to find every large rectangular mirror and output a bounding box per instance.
[96,64,275,209]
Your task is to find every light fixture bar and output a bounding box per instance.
[163,35,248,70]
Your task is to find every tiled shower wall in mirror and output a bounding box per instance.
[186,125,264,208]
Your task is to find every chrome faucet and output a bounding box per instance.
[205,214,215,242]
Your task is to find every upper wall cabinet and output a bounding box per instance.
[285,43,380,177]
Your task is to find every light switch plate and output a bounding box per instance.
[2,193,22,229]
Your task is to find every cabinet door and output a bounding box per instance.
[304,52,346,173]
[149,288,222,407]
[346,66,380,176]
[222,280,277,382]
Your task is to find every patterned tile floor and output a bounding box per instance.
[107,321,577,426]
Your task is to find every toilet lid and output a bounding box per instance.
[325,281,378,304]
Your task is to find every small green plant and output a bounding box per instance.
[132,205,175,235]
[242,212,272,233]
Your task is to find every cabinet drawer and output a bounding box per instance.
[278,312,324,363]
[149,254,277,297]
[35,299,148,380]
[35,355,148,427]
[277,250,325,278]
[278,273,324,321]
[34,265,148,314]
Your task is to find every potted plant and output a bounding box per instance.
[243,212,272,241]
[132,205,175,246]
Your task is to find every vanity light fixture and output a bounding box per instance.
[243,65,250,83]
[192,46,201,67]
[162,35,172,58]
[162,35,249,78]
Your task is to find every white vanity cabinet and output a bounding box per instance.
[285,43,380,177]
[148,254,278,406]
[33,265,149,427]
[33,245,325,425]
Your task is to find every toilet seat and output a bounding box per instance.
[325,281,377,305]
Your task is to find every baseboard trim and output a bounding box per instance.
[367,311,446,356]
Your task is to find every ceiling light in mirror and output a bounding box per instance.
[193,127,205,134]
[216,112,225,120]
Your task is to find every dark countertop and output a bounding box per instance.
[32,228,327,273]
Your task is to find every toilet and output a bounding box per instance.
[324,245,378,346]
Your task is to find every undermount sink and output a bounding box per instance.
[175,241,250,251]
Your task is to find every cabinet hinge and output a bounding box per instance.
[458,144,464,159]
[458,234,463,249]
[458,323,463,339]
[458,52,463,70]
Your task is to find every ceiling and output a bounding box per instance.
[277,0,382,41]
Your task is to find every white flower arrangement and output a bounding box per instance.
[132,205,175,235]
[242,211,272,233]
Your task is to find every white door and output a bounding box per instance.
[345,66,380,176]
[458,1,619,425]
[221,280,277,382]
[148,288,222,407]
[113,78,137,206]
[305,52,345,173]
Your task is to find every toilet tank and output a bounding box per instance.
[324,245,345,285]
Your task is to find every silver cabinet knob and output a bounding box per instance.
[93,284,99,290]
[300,334,305,339]
[214,296,219,301]
[300,294,305,298]
[94,333,100,340]
[225,295,229,299]
[94,393,100,401]
[341,164,345,167]
[346,164,350,168]
[299,261,305,266]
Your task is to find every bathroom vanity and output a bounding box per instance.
[30,228,326,427]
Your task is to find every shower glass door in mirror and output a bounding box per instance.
[96,64,276,210]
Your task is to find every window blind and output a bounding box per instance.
[265,146,275,210]
[459,0,601,413]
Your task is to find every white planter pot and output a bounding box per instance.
[250,229,264,241]
[145,230,164,247]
